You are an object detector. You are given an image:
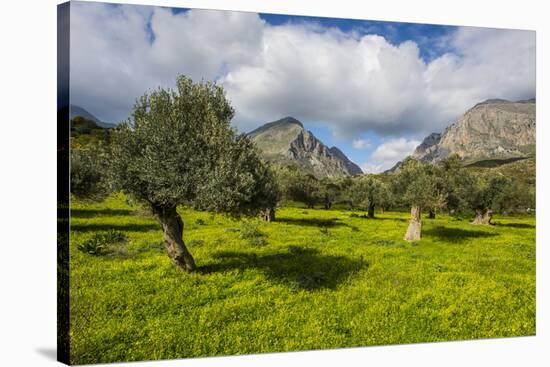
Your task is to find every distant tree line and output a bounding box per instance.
[70,75,535,270]
[271,155,534,240]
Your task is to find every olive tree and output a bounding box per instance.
[109,76,278,271]
[393,158,446,241]
[467,173,510,225]
[436,154,470,216]
[424,155,464,219]
[275,167,320,208]
[70,145,110,200]
[319,179,340,209]
[347,175,389,218]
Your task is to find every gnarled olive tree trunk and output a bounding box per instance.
[260,207,275,222]
[324,196,332,210]
[404,205,422,241]
[152,205,197,271]
[428,209,436,219]
[472,208,493,225]
[368,203,375,218]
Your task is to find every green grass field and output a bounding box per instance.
[69,194,536,364]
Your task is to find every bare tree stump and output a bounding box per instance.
[260,207,275,222]
[404,205,422,241]
[472,209,493,225]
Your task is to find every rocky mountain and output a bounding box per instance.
[70,104,116,128]
[248,117,362,178]
[328,146,363,175]
[412,133,441,159]
[413,98,535,164]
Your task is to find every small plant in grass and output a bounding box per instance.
[240,221,268,246]
[239,221,264,240]
[434,264,446,272]
[138,241,164,253]
[77,230,128,256]
[195,218,206,226]
[188,239,205,247]
[319,226,330,236]
[248,236,268,247]
[374,239,395,246]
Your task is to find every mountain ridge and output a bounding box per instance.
[412,98,535,164]
[70,104,116,128]
[248,117,362,178]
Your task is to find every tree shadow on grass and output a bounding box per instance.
[71,208,134,218]
[201,247,367,291]
[368,216,408,223]
[275,217,350,228]
[424,226,498,243]
[70,223,159,233]
[496,222,535,229]
[348,213,407,222]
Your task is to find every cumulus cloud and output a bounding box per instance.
[70,2,536,142]
[70,3,266,122]
[361,138,420,173]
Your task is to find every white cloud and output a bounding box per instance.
[352,138,371,149]
[70,4,265,122]
[70,3,536,144]
[361,138,420,173]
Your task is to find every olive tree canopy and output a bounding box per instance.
[110,75,278,271]
[346,175,389,218]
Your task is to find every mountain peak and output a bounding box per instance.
[414,98,535,164]
[248,118,361,177]
[278,116,303,127]
[248,117,303,137]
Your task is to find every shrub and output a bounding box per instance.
[77,230,128,256]
[195,218,206,226]
[71,147,109,200]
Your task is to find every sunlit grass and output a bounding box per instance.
[69,194,536,364]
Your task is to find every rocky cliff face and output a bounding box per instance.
[248,117,362,177]
[412,133,441,159]
[329,146,364,175]
[414,99,535,163]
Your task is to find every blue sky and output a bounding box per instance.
[69,2,535,172]
[258,13,457,62]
